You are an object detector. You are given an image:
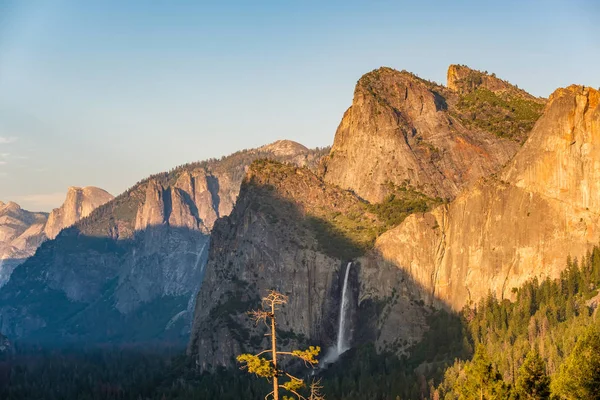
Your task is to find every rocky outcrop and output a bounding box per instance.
[175,171,218,230]
[135,181,168,231]
[44,187,114,239]
[322,67,523,203]
[0,141,328,343]
[188,160,430,370]
[374,85,600,310]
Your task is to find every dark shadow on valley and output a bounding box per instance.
[198,176,474,399]
[0,224,211,350]
[0,176,473,400]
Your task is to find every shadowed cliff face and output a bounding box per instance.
[188,161,431,370]
[375,85,600,310]
[0,141,328,344]
[322,66,543,203]
[0,225,208,343]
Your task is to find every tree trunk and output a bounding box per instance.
[271,304,279,400]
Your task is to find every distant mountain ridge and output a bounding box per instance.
[0,140,328,344]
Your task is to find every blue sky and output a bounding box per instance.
[0,0,598,211]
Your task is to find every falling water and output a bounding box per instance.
[322,261,354,366]
[336,262,352,354]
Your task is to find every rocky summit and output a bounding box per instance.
[44,186,114,239]
[0,202,47,286]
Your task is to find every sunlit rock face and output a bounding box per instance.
[0,142,328,344]
[44,187,114,239]
[322,66,524,203]
[375,85,600,310]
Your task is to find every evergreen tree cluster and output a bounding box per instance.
[2,248,600,399]
[435,247,600,399]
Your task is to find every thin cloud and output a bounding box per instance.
[0,161,6,165]
[0,137,17,144]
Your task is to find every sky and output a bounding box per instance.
[0,0,599,211]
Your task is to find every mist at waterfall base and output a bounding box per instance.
[322,262,353,366]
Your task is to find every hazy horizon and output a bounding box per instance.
[1,0,599,211]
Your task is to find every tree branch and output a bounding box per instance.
[279,385,306,400]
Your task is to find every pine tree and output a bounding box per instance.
[455,345,509,400]
[515,350,550,399]
[236,290,324,400]
[551,326,600,399]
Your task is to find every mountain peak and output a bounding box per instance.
[548,84,599,105]
[257,140,309,157]
[44,186,114,239]
[3,201,21,211]
[356,67,440,97]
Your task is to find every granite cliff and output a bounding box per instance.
[189,160,431,369]
[322,66,544,203]
[44,187,114,239]
[0,141,327,343]
[375,85,600,310]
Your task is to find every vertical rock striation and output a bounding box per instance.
[374,85,600,310]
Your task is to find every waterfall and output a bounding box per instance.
[336,261,352,354]
[322,261,354,366]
